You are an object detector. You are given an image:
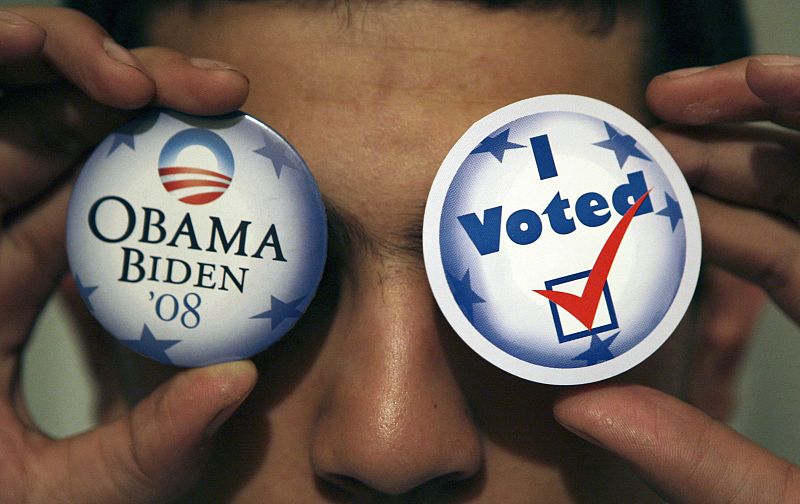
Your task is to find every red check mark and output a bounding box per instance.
[534,191,651,330]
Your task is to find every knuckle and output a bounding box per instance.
[780,463,800,503]
[695,140,714,189]
[152,383,181,438]
[683,418,717,487]
[5,228,56,280]
[130,45,182,64]
[756,240,800,300]
[0,437,27,504]
[650,127,710,188]
[42,6,105,31]
[114,420,166,498]
[14,90,91,160]
[8,6,101,34]
[771,167,800,224]
[724,460,758,504]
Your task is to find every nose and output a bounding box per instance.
[310,262,483,497]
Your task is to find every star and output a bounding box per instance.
[251,295,305,330]
[74,275,98,313]
[593,122,650,168]
[446,269,486,323]
[470,128,525,162]
[573,331,618,366]
[254,133,301,178]
[120,325,181,365]
[656,192,683,232]
[106,122,139,156]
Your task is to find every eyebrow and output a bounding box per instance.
[322,196,425,269]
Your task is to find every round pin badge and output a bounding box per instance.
[67,110,327,367]
[423,95,701,385]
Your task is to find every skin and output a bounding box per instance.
[0,1,795,503]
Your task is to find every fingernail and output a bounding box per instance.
[753,55,800,67]
[103,37,144,70]
[189,57,249,83]
[204,397,246,438]
[0,10,36,27]
[558,422,606,449]
[190,57,240,72]
[661,66,712,79]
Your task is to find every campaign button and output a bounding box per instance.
[423,95,701,385]
[67,110,327,367]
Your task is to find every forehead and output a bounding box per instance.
[146,2,648,260]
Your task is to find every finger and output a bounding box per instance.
[0,49,248,215]
[554,384,800,504]
[688,266,764,420]
[26,361,257,503]
[0,179,70,354]
[696,267,764,353]
[133,46,249,115]
[0,85,132,215]
[653,125,800,222]
[695,193,800,324]
[2,8,249,112]
[1,7,155,108]
[0,10,46,64]
[746,57,800,112]
[0,398,27,503]
[647,55,800,128]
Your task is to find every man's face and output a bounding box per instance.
[137,1,683,501]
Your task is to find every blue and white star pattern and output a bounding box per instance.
[254,132,303,179]
[251,295,305,330]
[120,324,182,365]
[445,269,486,323]
[106,112,159,157]
[572,331,618,365]
[106,124,136,156]
[74,275,98,313]
[470,128,526,162]
[593,121,651,168]
[657,192,684,231]
[67,110,327,367]
[423,95,701,385]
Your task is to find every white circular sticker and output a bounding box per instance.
[67,110,327,367]
[423,95,700,385]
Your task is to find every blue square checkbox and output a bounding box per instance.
[543,270,619,344]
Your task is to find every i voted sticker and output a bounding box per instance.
[423,95,700,385]
[67,110,327,367]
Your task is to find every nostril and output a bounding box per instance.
[315,474,360,502]
[319,473,365,496]
[311,434,484,496]
[316,470,482,501]
[416,471,482,495]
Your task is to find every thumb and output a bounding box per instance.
[32,360,257,503]
[554,383,800,504]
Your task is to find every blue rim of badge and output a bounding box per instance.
[423,95,701,385]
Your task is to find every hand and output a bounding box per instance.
[555,55,800,503]
[0,7,257,503]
